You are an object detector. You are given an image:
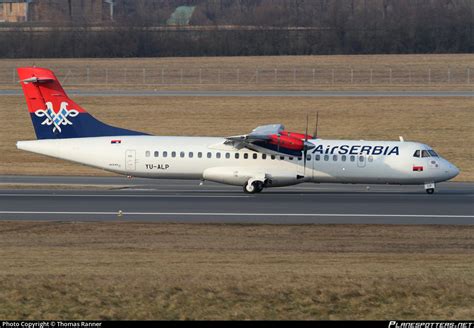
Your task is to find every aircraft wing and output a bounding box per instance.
[226,124,284,143]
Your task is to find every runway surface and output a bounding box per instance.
[1,90,473,97]
[0,176,473,224]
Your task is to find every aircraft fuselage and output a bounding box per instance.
[17,136,459,189]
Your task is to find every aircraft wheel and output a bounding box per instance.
[253,181,264,193]
[243,182,254,193]
[426,188,435,194]
[244,181,264,194]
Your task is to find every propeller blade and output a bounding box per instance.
[305,113,309,142]
[303,148,307,173]
[303,113,309,175]
[313,111,319,139]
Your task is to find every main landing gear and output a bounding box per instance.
[244,181,264,194]
[424,182,435,194]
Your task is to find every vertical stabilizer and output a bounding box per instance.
[17,67,147,139]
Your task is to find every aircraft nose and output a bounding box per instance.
[452,165,460,178]
[446,162,460,179]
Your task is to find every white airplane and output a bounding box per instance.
[16,67,459,194]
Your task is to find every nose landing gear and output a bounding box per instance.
[424,182,435,194]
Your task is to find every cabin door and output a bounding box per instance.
[125,150,136,171]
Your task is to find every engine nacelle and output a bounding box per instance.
[280,131,313,140]
[268,134,305,151]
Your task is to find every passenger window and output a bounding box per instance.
[253,153,258,159]
[333,155,338,161]
[180,151,185,158]
[422,150,430,158]
[368,156,373,162]
[271,155,276,160]
[350,155,355,162]
[341,155,346,161]
[306,155,311,161]
[315,155,320,161]
[198,152,202,158]
[216,152,221,159]
[189,152,193,158]
[226,153,230,159]
[262,154,267,160]
[413,150,420,157]
[154,151,159,157]
[244,153,248,159]
[324,155,329,161]
[145,151,150,157]
[207,152,212,158]
[359,155,364,162]
[289,157,293,161]
[163,151,168,158]
[280,156,285,160]
[171,151,176,158]
[235,153,240,159]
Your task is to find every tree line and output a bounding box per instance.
[0,0,471,58]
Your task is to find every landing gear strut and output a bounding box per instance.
[424,182,435,194]
[244,181,264,194]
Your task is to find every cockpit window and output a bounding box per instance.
[428,150,439,157]
[415,149,439,158]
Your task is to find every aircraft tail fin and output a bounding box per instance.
[17,67,147,139]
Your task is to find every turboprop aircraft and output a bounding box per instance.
[16,67,459,194]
